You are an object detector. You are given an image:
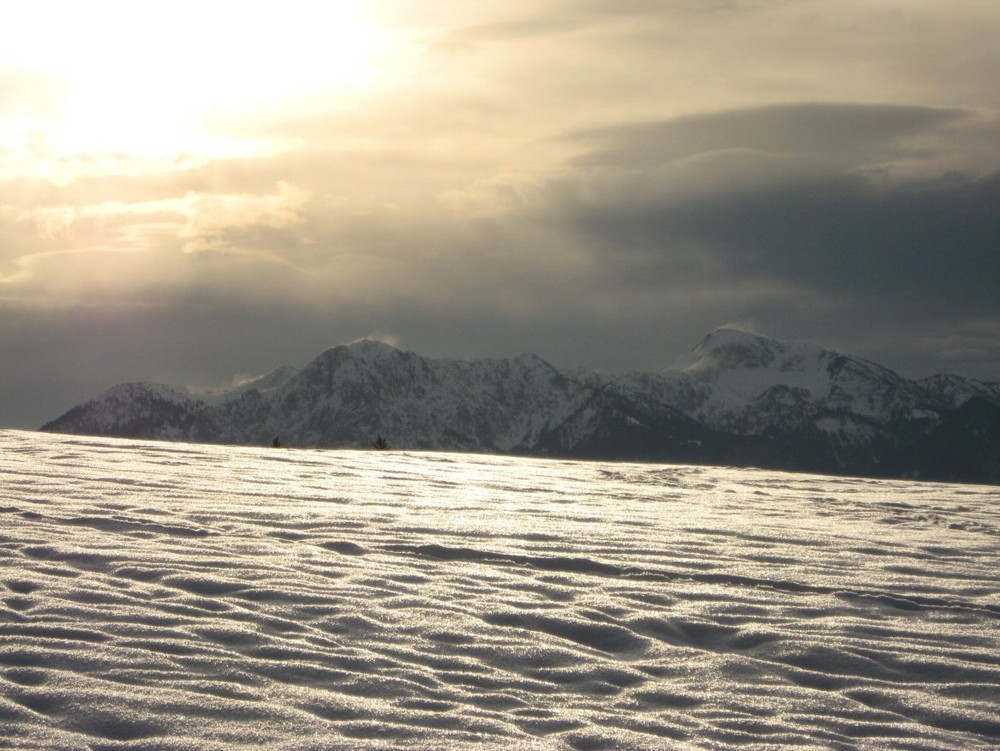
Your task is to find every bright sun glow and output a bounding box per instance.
[2,1,387,173]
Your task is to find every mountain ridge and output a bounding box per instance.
[41,329,1000,484]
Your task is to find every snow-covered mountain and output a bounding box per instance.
[41,329,1000,483]
[199,341,600,452]
[666,328,937,429]
[44,382,206,441]
[612,329,969,477]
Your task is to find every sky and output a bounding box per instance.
[2,0,1000,428]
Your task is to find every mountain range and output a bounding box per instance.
[41,329,1000,484]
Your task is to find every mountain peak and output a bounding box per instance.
[695,327,779,354]
[674,328,820,374]
[317,339,402,362]
[345,338,400,355]
[668,328,850,411]
[701,327,775,349]
[98,382,198,404]
[347,337,399,351]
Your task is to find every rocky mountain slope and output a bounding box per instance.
[41,329,1000,483]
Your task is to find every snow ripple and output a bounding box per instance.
[0,429,998,750]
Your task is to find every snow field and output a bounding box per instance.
[0,429,998,749]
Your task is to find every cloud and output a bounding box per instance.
[448,102,998,306]
[427,100,1000,377]
[658,170,1000,313]
[5,99,998,374]
[568,103,972,168]
[2,181,311,275]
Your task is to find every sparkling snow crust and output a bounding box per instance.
[1,429,998,749]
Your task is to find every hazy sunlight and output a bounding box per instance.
[3,1,389,176]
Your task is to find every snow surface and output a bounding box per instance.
[1,429,998,750]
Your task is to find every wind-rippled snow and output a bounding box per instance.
[1,429,998,750]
